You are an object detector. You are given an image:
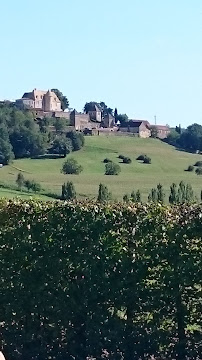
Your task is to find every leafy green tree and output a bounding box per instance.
[150,126,158,138]
[136,190,141,202]
[51,89,69,111]
[131,190,141,202]
[54,118,65,133]
[185,183,194,202]
[24,179,33,192]
[169,183,177,204]
[196,167,202,175]
[61,158,83,175]
[105,162,121,175]
[84,101,99,114]
[0,138,14,164]
[156,183,165,203]
[178,181,186,203]
[167,129,181,145]
[178,123,202,151]
[176,124,182,134]
[143,155,151,164]
[10,126,46,158]
[24,179,41,192]
[187,165,194,172]
[16,173,25,190]
[67,131,84,151]
[30,180,41,193]
[130,190,136,202]
[114,108,118,122]
[97,183,111,202]
[99,101,113,116]
[51,136,72,157]
[123,194,130,202]
[62,181,76,200]
[84,101,113,117]
[148,188,158,202]
[122,156,131,164]
[116,113,128,124]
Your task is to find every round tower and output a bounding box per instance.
[44,90,52,112]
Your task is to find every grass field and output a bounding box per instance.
[0,136,202,201]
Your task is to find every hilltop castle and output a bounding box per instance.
[16,89,62,112]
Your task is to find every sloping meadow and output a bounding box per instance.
[0,200,201,360]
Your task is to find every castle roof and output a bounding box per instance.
[22,89,60,103]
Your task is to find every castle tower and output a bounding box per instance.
[43,90,52,112]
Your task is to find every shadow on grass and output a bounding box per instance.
[31,154,64,160]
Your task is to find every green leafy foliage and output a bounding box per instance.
[196,167,202,175]
[150,126,158,138]
[148,183,165,203]
[66,131,85,151]
[0,201,201,360]
[122,156,132,164]
[61,181,76,200]
[51,88,69,111]
[103,158,112,163]
[24,179,41,192]
[50,136,72,157]
[131,189,141,202]
[16,173,25,190]
[97,183,111,202]
[187,165,194,172]
[105,161,121,175]
[61,158,83,174]
[194,161,202,167]
[143,155,151,164]
[53,118,66,133]
[116,113,129,124]
[136,154,146,161]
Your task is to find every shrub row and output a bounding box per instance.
[0,201,201,360]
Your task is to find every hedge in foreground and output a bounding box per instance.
[0,200,201,360]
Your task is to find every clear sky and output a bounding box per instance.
[0,0,202,127]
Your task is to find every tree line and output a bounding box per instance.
[0,103,84,164]
[167,123,202,152]
[61,180,202,204]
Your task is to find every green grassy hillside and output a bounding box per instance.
[0,136,202,201]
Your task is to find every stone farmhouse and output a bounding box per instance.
[119,120,170,139]
[120,120,151,138]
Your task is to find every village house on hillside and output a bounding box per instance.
[70,106,116,131]
[150,125,170,139]
[120,120,151,138]
[14,89,170,138]
[119,120,170,139]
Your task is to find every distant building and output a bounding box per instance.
[87,104,102,122]
[70,107,102,131]
[103,113,116,128]
[120,120,151,138]
[16,89,62,112]
[151,125,170,139]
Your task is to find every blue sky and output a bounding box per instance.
[0,0,202,127]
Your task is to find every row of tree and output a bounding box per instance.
[61,180,201,203]
[167,123,202,152]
